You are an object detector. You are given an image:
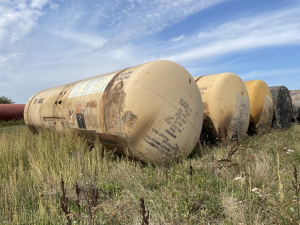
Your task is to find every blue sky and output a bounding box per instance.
[1,0,300,103]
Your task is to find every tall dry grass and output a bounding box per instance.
[0,120,299,224]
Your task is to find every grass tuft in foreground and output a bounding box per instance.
[0,122,299,224]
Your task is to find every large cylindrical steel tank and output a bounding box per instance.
[24,60,203,164]
[0,104,25,121]
[194,72,250,141]
[290,90,300,122]
[244,80,273,133]
[269,86,293,128]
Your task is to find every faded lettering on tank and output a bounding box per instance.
[68,73,116,98]
[229,93,249,138]
[116,70,133,81]
[142,98,192,157]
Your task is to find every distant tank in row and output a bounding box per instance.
[290,90,300,122]
[0,104,25,121]
[194,72,250,142]
[269,86,293,128]
[245,80,273,134]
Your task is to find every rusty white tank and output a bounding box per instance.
[244,80,273,133]
[24,60,203,164]
[194,72,250,142]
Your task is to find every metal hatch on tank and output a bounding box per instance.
[244,80,273,134]
[269,86,293,129]
[194,72,250,142]
[24,60,204,164]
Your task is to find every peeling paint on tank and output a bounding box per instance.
[122,111,138,128]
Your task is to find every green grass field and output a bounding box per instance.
[0,120,299,224]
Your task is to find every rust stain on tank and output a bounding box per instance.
[87,100,97,107]
[122,111,138,128]
[101,69,128,133]
[104,81,126,133]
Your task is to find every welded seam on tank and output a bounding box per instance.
[195,76,204,82]
[101,68,130,133]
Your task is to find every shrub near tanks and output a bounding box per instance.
[244,80,273,134]
[24,60,203,164]
[194,72,250,142]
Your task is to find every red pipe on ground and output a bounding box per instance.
[0,104,25,121]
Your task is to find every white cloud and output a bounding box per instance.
[31,0,49,9]
[166,7,300,62]
[238,68,300,90]
[171,34,185,42]
[50,30,107,48]
[240,69,300,80]
[0,0,50,73]
[50,2,59,10]
[105,0,229,41]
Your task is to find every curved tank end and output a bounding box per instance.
[290,90,300,122]
[269,86,293,129]
[244,80,273,134]
[194,72,250,143]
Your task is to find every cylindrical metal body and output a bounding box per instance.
[269,86,293,128]
[24,60,203,164]
[0,104,25,121]
[194,72,250,141]
[290,90,300,121]
[244,80,273,133]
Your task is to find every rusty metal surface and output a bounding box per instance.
[244,80,273,134]
[194,72,250,142]
[269,86,293,128]
[290,90,300,121]
[24,60,203,164]
[0,104,25,121]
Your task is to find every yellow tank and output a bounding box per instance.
[24,60,203,164]
[194,72,250,141]
[244,80,273,133]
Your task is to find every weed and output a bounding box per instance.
[139,197,149,225]
[75,182,81,218]
[292,165,300,217]
[60,176,72,225]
